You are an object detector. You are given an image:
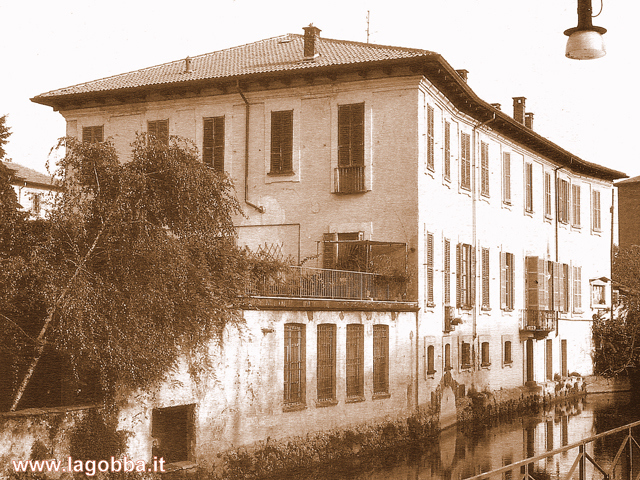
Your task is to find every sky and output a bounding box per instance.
[1,0,637,179]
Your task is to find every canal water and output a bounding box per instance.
[298,392,640,480]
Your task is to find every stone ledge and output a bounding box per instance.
[241,296,419,312]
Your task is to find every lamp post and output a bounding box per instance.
[564,0,606,60]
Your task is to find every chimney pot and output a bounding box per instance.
[525,112,534,130]
[456,69,469,82]
[303,24,321,59]
[184,56,192,73]
[513,97,526,124]
[491,103,501,111]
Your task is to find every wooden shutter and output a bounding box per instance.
[525,163,533,212]
[338,103,364,167]
[482,248,489,308]
[323,233,338,269]
[526,256,542,309]
[426,232,434,305]
[503,153,511,203]
[444,121,451,180]
[470,245,476,309]
[427,105,434,170]
[481,142,489,196]
[444,238,451,305]
[461,133,470,189]
[203,118,214,167]
[572,184,581,226]
[213,116,225,173]
[271,111,293,173]
[456,244,462,308]
[500,252,507,309]
[553,262,561,311]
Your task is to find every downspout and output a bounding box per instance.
[415,309,420,412]
[610,187,615,322]
[554,165,564,337]
[237,81,265,214]
[472,114,495,360]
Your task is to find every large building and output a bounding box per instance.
[29,26,625,468]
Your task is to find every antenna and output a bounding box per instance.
[366,10,370,43]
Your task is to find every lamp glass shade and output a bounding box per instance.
[565,30,606,60]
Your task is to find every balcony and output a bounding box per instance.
[335,166,366,194]
[246,266,407,302]
[520,309,556,339]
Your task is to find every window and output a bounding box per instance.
[82,125,104,143]
[426,105,434,171]
[481,248,490,309]
[460,132,471,190]
[504,340,512,365]
[148,119,169,144]
[203,116,225,172]
[544,172,552,218]
[444,121,451,181]
[524,162,533,213]
[561,339,568,377]
[546,339,553,380]
[444,342,452,371]
[30,193,42,215]
[346,324,364,399]
[425,231,434,307]
[572,184,581,227]
[461,341,471,369]
[426,344,436,376]
[481,142,489,196]
[457,243,474,309]
[501,252,515,310]
[337,103,365,193]
[322,232,365,270]
[572,266,582,312]
[444,238,451,305]
[503,152,511,204]
[481,341,490,367]
[562,264,570,313]
[592,190,602,231]
[592,283,606,307]
[558,179,569,223]
[284,324,305,406]
[152,404,194,464]
[373,325,389,395]
[317,324,336,403]
[270,110,293,174]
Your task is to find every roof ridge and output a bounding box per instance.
[297,33,435,55]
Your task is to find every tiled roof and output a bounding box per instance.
[2,161,59,189]
[616,175,640,185]
[33,34,434,99]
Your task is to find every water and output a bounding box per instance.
[300,392,640,480]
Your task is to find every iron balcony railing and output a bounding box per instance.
[246,266,406,302]
[335,166,366,194]
[520,309,556,332]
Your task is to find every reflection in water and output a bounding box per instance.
[298,392,640,479]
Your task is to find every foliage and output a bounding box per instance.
[0,114,10,161]
[593,245,640,377]
[68,409,129,463]
[0,134,259,411]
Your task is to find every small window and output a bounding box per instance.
[82,125,104,143]
[152,404,194,465]
[504,340,512,365]
[373,325,389,395]
[203,116,225,172]
[481,341,490,367]
[270,110,293,174]
[461,341,471,369]
[148,119,169,144]
[572,266,582,312]
[346,324,364,399]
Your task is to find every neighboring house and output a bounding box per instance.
[2,160,60,218]
[616,175,640,249]
[30,26,625,468]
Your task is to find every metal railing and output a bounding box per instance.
[465,419,640,480]
[246,265,406,301]
[335,165,366,193]
[520,309,556,332]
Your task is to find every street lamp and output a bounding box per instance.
[564,0,606,60]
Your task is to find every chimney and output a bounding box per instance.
[184,56,192,73]
[456,69,469,82]
[491,103,501,111]
[303,24,321,60]
[525,112,534,130]
[513,97,526,124]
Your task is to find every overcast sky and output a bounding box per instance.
[1,0,637,179]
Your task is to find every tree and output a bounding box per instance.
[593,245,640,378]
[1,134,259,411]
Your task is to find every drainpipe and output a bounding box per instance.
[472,114,495,363]
[610,187,615,322]
[237,81,265,214]
[554,165,564,337]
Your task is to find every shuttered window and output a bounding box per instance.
[573,266,582,312]
[444,343,452,371]
[457,243,474,309]
[338,103,365,167]
[444,238,451,305]
[82,125,104,143]
[373,325,389,395]
[461,341,471,369]
[500,252,515,310]
[572,184,581,227]
[203,116,225,172]
[346,324,364,399]
[503,152,511,204]
[525,162,533,213]
[425,231,434,306]
[148,119,169,144]
[481,248,490,309]
[526,256,549,310]
[270,110,294,174]
[592,190,602,231]
[444,121,451,181]
[426,105,435,171]
[481,142,489,196]
[317,324,336,402]
[426,344,436,375]
[461,132,471,190]
[558,179,569,223]
[544,172,552,218]
[481,342,490,367]
[504,340,512,364]
[284,324,305,405]
[562,263,570,313]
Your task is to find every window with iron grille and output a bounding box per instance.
[82,125,104,143]
[572,184,581,227]
[503,152,511,204]
[460,132,471,190]
[425,231,434,307]
[148,119,169,144]
[373,325,389,395]
[500,252,515,310]
[317,324,336,403]
[481,247,490,309]
[525,162,533,213]
[426,104,434,171]
[270,110,293,174]
[558,179,569,223]
[481,341,490,367]
[426,344,436,376]
[444,121,451,181]
[346,324,364,399]
[544,172,552,218]
[592,190,602,231]
[461,341,471,369]
[457,243,474,309]
[203,116,225,173]
[444,238,451,305]
[337,103,365,193]
[481,142,489,197]
[284,324,305,405]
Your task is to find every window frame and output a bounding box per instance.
[284,323,306,408]
[457,243,474,310]
[336,102,366,194]
[373,325,390,396]
[203,116,225,173]
[481,341,491,367]
[269,110,294,175]
[558,178,570,224]
[316,324,337,404]
[460,341,472,369]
